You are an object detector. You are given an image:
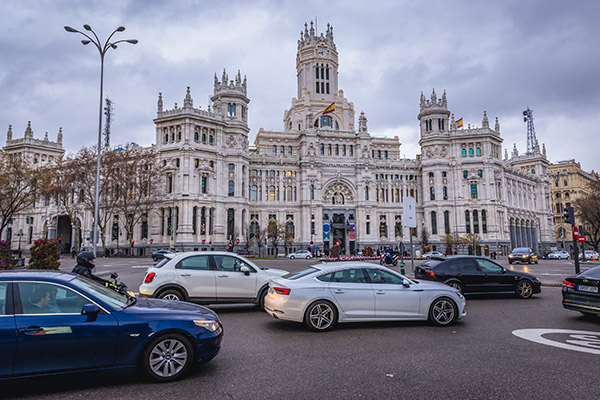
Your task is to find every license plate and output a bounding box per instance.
[577,285,599,293]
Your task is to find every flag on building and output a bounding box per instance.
[456,118,463,128]
[323,102,335,114]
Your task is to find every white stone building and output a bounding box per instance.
[4,21,555,256]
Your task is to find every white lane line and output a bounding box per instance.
[513,329,600,355]
[132,265,151,269]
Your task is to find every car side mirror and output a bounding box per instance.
[240,266,250,276]
[402,279,410,288]
[110,272,119,280]
[81,303,100,321]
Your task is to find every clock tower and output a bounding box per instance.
[296,21,339,102]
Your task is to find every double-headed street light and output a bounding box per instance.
[64,25,137,257]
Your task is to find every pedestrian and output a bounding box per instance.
[71,247,77,259]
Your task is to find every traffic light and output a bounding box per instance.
[131,239,135,246]
[563,206,575,225]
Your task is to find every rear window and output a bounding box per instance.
[423,260,443,268]
[581,266,600,279]
[283,267,319,280]
[154,258,170,269]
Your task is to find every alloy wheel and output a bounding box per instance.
[149,338,189,378]
[517,280,533,299]
[431,298,456,325]
[308,303,334,330]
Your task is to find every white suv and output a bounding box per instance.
[139,251,287,308]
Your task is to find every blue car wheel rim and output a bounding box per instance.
[149,338,189,377]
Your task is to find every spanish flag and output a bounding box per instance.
[456,118,463,128]
[323,102,335,115]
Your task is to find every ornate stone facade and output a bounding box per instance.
[4,21,556,256]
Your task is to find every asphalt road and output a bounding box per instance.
[2,283,599,399]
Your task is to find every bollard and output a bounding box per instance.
[400,261,406,276]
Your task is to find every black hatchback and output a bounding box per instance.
[562,264,600,318]
[415,256,542,298]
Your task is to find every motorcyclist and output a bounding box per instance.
[72,251,109,286]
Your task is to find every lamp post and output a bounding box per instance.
[64,25,137,257]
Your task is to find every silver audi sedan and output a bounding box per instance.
[264,262,466,332]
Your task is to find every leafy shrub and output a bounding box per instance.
[422,245,432,254]
[28,239,60,270]
[0,240,13,270]
[362,246,374,257]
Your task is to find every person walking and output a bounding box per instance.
[71,247,77,259]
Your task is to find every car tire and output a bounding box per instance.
[306,256,312,260]
[428,297,457,326]
[446,281,463,293]
[257,287,268,312]
[515,280,534,299]
[580,311,598,319]
[290,255,295,260]
[152,256,157,262]
[142,333,194,382]
[392,260,398,267]
[158,288,185,302]
[304,300,338,332]
[508,261,513,264]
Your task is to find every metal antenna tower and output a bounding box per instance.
[103,97,114,149]
[523,107,538,154]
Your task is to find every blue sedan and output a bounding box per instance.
[0,270,222,382]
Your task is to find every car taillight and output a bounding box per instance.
[424,268,435,277]
[273,287,291,295]
[562,280,576,288]
[144,272,156,284]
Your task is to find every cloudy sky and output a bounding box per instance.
[1,0,599,172]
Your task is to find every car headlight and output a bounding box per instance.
[508,255,514,258]
[194,320,220,332]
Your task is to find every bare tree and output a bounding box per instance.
[575,180,600,251]
[419,226,431,249]
[267,219,284,258]
[282,221,294,256]
[253,227,268,257]
[0,152,49,237]
[110,144,160,253]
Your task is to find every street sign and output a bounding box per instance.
[228,242,233,248]
[323,223,330,240]
[335,240,341,246]
[236,238,240,244]
[349,231,356,240]
[202,239,205,244]
[310,241,314,245]
[403,197,417,228]
[150,238,154,244]
[573,226,580,237]
[577,235,586,243]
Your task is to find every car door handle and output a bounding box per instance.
[375,290,386,294]
[180,273,191,277]
[20,326,43,335]
[334,289,345,294]
[217,274,228,278]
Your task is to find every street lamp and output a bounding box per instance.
[64,25,137,257]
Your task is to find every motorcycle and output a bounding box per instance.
[105,272,135,298]
[380,252,398,267]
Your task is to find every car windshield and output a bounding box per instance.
[69,276,128,309]
[512,248,530,253]
[283,267,319,280]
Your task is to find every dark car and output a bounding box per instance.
[414,256,542,298]
[508,248,538,264]
[562,264,600,318]
[152,248,176,262]
[0,271,222,382]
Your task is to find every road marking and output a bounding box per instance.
[132,265,150,269]
[512,329,600,355]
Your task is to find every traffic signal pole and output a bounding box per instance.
[572,236,581,274]
[563,206,580,274]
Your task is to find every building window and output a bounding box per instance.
[228,163,235,171]
[431,211,438,235]
[482,210,487,234]
[201,207,206,235]
[476,147,481,156]
[465,210,471,234]
[470,184,478,199]
[201,176,207,194]
[349,145,353,156]
[438,119,445,130]
[443,186,448,200]
[321,115,333,128]
[442,171,447,177]
[209,135,214,144]
[227,208,235,239]
[320,144,324,155]
[335,144,339,155]
[192,207,197,235]
[473,210,479,234]
[194,132,199,141]
[379,216,388,238]
[463,170,468,179]
[167,175,173,193]
[461,149,466,157]
[228,180,235,196]
[310,184,315,200]
[250,185,257,201]
[469,148,474,156]
[428,172,434,178]
[444,211,450,235]
[477,169,483,178]
[366,221,371,235]
[430,187,435,201]
[328,144,332,155]
[365,186,369,201]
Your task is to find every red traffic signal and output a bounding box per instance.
[236,238,240,244]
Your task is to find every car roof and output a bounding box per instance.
[308,261,384,273]
[165,251,251,259]
[0,270,76,281]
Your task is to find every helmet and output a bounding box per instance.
[76,251,96,270]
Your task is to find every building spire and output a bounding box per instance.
[6,124,12,142]
[494,116,500,132]
[24,121,33,138]
[482,111,489,128]
[523,107,538,154]
[184,86,193,108]
[157,92,163,112]
[57,127,63,144]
